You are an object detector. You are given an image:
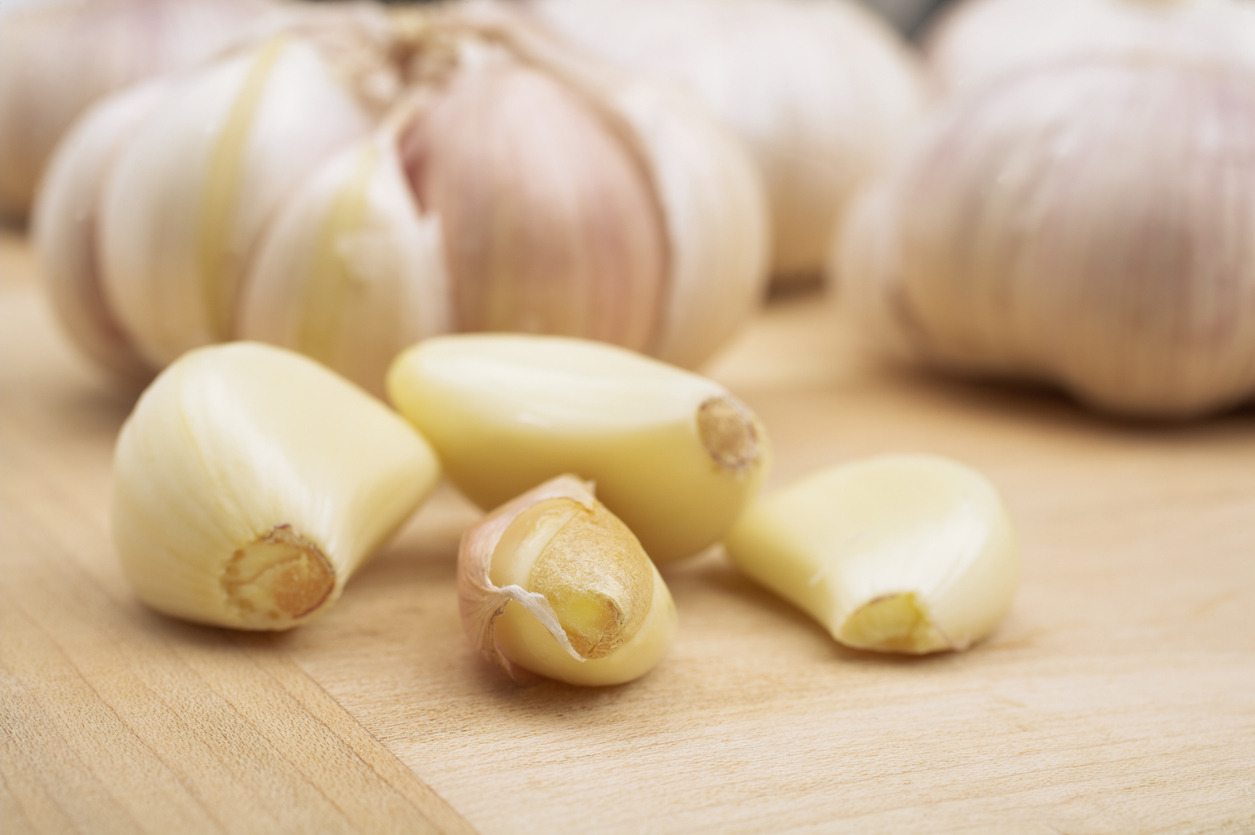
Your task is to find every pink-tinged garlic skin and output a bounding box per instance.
[837,57,1255,419]
[400,53,668,354]
[924,0,1255,96]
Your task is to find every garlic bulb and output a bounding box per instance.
[925,0,1255,94]
[0,0,275,220]
[459,475,677,685]
[388,334,770,564]
[835,55,1255,419]
[527,0,927,279]
[37,1,768,396]
[725,455,1019,654]
[112,342,441,630]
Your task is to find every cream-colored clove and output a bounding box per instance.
[388,333,770,563]
[724,455,1019,654]
[111,342,441,630]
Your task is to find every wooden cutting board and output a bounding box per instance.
[3,229,1253,834]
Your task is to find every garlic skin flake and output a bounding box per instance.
[528,0,926,280]
[925,0,1255,95]
[388,334,770,564]
[836,57,1255,419]
[725,455,1019,654]
[460,476,677,686]
[112,342,440,630]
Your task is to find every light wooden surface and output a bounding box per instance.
[2,229,1253,834]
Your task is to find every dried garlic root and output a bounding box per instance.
[388,334,770,564]
[724,454,1018,654]
[111,342,440,630]
[459,475,676,686]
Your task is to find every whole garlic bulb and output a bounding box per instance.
[526,0,926,280]
[924,0,1255,94]
[0,0,275,221]
[835,56,1255,419]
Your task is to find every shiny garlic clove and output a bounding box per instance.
[836,56,1255,419]
[924,0,1255,95]
[528,0,927,281]
[460,475,677,685]
[724,455,1019,654]
[112,342,441,630]
[387,334,770,564]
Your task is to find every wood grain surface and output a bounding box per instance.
[2,229,1253,834]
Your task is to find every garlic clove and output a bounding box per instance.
[448,1,771,368]
[98,34,378,369]
[112,341,441,630]
[398,45,669,356]
[387,333,770,564]
[835,56,1255,418]
[459,475,677,685]
[33,80,172,386]
[237,128,454,397]
[724,454,1019,654]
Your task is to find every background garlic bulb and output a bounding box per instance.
[35,1,769,394]
[924,0,1255,94]
[526,0,926,281]
[835,55,1255,419]
[0,0,275,221]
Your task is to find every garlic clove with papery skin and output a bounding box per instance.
[835,55,1255,419]
[387,333,770,564]
[459,475,677,686]
[924,0,1255,95]
[33,79,173,386]
[236,127,454,398]
[112,341,441,631]
[97,33,379,370]
[724,455,1019,655]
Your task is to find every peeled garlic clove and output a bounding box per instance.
[0,0,274,220]
[237,129,454,396]
[460,475,677,686]
[33,80,171,385]
[388,334,770,564]
[725,455,1019,654]
[528,0,926,280]
[112,342,440,630]
[924,0,1255,95]
[98,33,378,368]
[836,56,1255,419]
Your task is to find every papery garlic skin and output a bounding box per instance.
[98,34,378,368]
[724,455,1019,654]
[529,0,926,279]
[459,475,677,686]
[836,57,1255,419]
[33,80,171,386]
[388,334,770,564]
[112,342,440,630]
[0,0,273,220]
[925,0,1255,94]
[237,131,453,397]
